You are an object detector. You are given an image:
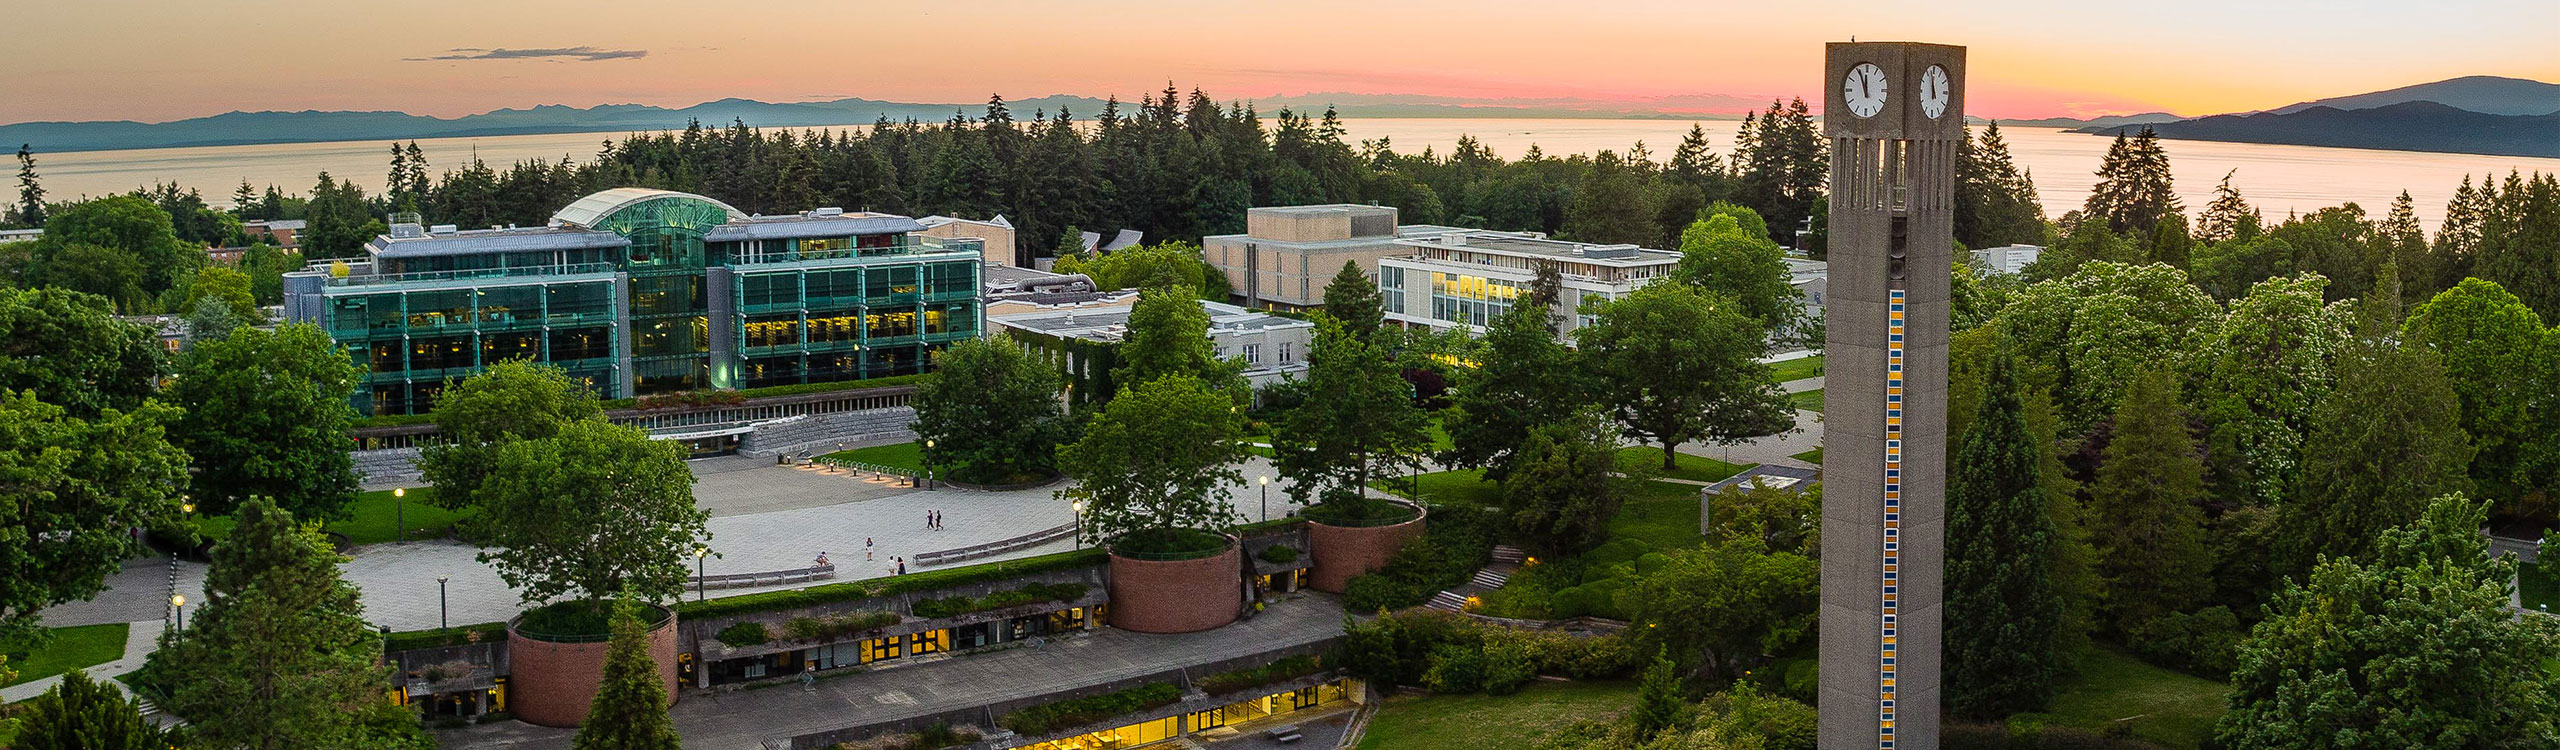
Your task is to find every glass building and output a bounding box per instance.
[283,188,984,415]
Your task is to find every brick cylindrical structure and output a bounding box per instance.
[1305,501,1427,593]
[1108,537,1242,634]
[506,604,679,728]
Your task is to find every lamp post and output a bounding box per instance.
[693,546,710,602]
[1258,475,1271,523]
[923,439,936,489]
[1072,501,1086,550]
[393,487,406,542]
[437,575,449,630]
[171,594,186,630]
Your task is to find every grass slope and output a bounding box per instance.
[1,623,129,688]
[2039,647,2230,749]
[1358,680,1636,750]
[1768,355,1825,384]
[819,441,928,473]
[1789,389,1825,411]
[1791,448,1823,465]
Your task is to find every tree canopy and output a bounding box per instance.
[1056,374,1248,548]
[1273,315,1430,518]
[167,323,360,520]
[473,419,709,603]
[1577,283,1790,470]
[0,390,187,644]
[911,337,1068,484]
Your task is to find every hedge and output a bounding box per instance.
[672,547,1107,621]
[911,583,1088,619]
[1000,682,1183,735]
[382,623,509,653]
[1195,654,1324,696]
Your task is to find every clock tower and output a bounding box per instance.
[1818,41,1963,750]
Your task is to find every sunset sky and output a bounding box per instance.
[7,0,2554,124]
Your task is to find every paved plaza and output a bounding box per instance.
[441,593,1348,749]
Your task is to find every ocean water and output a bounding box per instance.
[27,119,2560,228]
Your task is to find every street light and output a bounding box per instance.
[693,546,710,602]
[923,439,937,489]
[437,575,449,630]
[1258,475,1271,523]
[393,487,407,543]
[1072,500,1087,550]
[171,594,186,629]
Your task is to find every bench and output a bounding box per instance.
[1264,725,1303,743]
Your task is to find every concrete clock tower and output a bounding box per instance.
[1817,41,1963,750]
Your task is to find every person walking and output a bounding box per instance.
[925,510,934,530]
[896,557,907,575]
[865,537,875,561]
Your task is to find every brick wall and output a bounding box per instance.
[507,607,679,727]
[1107,542,1242,634]
[1304,503,1427,593]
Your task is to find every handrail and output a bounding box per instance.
[687,562,838,591]
[916,523,1077,566]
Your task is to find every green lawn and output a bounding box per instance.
[2040,647,2230,749]
[1373,468,1502,508]
[1607,479,1709,551]
[1,623,129,689]
[1359,680,1636,750]
[1789,389,1825,411]
[1791,448,1823,465]
[818,441,927,473]
[195,489,476,546]
[1768,354,1825,383]
[1611,446,1747,484]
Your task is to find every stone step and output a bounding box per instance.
[1490,545,1527,564]
[1470,570,1509,588]
[1426,591,1468,611]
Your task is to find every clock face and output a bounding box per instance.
[1842,62,1888,118]
[1921,65,1952,120]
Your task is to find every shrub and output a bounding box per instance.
[1257,545,1300,564]
[1340,505,1498,611]
[777,611,900,642]
[2128,606,2242,678]
[381,623,509,653]
[1586,538,1653,565]
[1479,632,1538,695]
[1423,642,1487,693]
[999,683,1182,735]
[1195,654,1325,695]
[910,583,1088,619]
[715,622,772,648]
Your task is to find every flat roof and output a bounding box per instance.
[994,298,1310,341]
[1400,232,1680,265]
[703,214,925,242]
[368,227,630,259]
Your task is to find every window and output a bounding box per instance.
[1243,344,1262,364]
[1278,342,1292,363]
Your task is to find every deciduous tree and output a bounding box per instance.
[416,361,607,511]
[1500,408,1630,555]
[912,338,1067,484]
[168,323,360,520]
[474,420,708,603]
[0,391,186,645]
[1056,375,1248,548]
[1577,283,1790,471]
[1273,316,1430,518]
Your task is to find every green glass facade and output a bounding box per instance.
[285,189,982,416]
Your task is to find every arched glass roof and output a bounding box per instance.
[551,188,747,230]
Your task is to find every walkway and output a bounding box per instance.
[440,593,1350,749]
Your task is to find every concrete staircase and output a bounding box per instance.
[1423,545,1528,612]
[352,446,423,485]
[741,407,917,457]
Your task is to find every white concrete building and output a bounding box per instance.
[987,297,1314,391]
[1970,244,2043,275]
[1203,204,1481,310]
[1377,231,1682,339]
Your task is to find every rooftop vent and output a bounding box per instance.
[388,223,425,239]
[1579,245,1641,259]
[428,224,458,235]
[806,207,846,217]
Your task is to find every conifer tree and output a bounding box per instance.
[14,143,44,228]
[2087,368,2212,634]
[1320,260,1385,339]
[1633,647,1686,740]
[143,496,423,750]
[1944,343,2061,718]
[572,600,683,750]
[1954,122,2046,250]
[2377,191,2436,306]
[2084,128,2182,234]
[2284,334,2473,574]
[2195,169,2262,244]
[1273,316,1431,516]
[11,670,183,750]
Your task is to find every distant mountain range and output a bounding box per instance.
[1988,113,2185,129]
[2071,76,2560,158]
